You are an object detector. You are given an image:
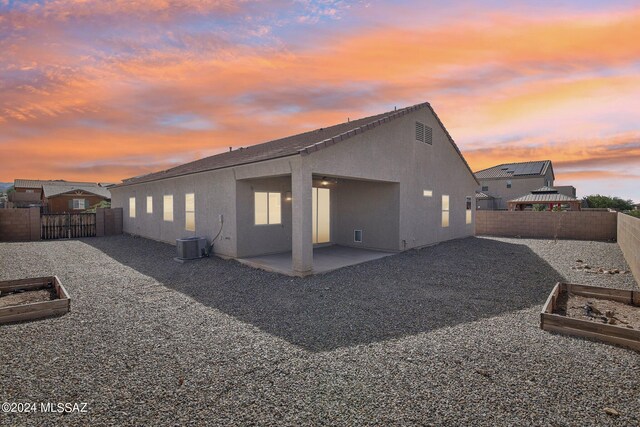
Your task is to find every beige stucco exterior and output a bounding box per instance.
[111,107,478,274]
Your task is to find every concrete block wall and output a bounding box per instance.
[0,207,41,241]
[617,213,640,284]
[475,210,617,241]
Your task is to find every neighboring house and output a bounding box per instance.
[111,102,479,275]
[474,160,555,210]
[10,179,45,207]
[508,186,581,211]
[41,182,111,213]
[10,179,111,213]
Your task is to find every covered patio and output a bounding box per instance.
[237,245,396,276]
[236,167,400,276]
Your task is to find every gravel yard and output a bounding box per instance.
[1,235,638,426]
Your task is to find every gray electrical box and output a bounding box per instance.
[176,237,208,260]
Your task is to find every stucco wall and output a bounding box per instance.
[476,210,617,241]
[304,107,477,250]
[111,168,238,257]
[617,213,640,284]
[334,180,400,251]
[236,176,293,258]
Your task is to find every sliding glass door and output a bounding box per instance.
[312,187,331,244]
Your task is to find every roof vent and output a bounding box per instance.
[425,125,432,145]
[416,121,425,142]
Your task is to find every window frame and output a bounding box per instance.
[441,195,450,228]
[481,186,489,192]
[163,195,174,222]
[466,196,472,224]
[128,197,135,218]
[506,180,512,189]
[185,193,195,231]
[254,191,282,225]
[146,196,153,214]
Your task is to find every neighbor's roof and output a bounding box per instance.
[42,182,111,199]
[475,160,553,180]
[509,192,577,203]
[116,102,478,187]
[14,179,98,189]
[475,191,493,199]
[14,179,52,189]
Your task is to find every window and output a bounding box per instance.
[185,193,195,231]
[128,198,135,217]
[163,195,173,222]
[466,196,472,224]
[506,180,512,189]
[442,195,449,227]
[354,229,363,243]
[146,196,153,214]
[423,190,433,197]
[254,192,281,225]
[482,186,488,192]
[415,122,433,144]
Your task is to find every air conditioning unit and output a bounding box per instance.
[176,237,208,260]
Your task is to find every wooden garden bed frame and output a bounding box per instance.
[0,276,70,324]
[541,282,640,351]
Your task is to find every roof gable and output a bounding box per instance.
[42,183,111,199]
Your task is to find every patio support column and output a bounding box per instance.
[291,165,313,275]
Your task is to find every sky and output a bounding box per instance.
[1,0,639,201]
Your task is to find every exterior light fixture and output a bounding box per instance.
[321,177,329,186]
[285,191,292,201]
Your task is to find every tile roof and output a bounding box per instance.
[474,160,553,180]
[116,102,478,187]
[42,182,111,199]
[509,192,577,203]
[14,179,98,189]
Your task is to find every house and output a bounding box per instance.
[9,179,46,207]
[10,179,111,213]
[508,187,581,211]
[474,160,555,210]
[41,182,111,213]
[111,102,478,276]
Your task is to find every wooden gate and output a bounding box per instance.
[41,213,96,239]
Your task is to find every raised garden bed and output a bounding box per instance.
[541,283,640,351]
[0,276,70,324]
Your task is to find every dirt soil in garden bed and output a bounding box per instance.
[554,291,640,330]
[0,288,57,308]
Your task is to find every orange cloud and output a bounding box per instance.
[0,3,639,200]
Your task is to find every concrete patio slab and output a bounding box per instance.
[237,245,396,276]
